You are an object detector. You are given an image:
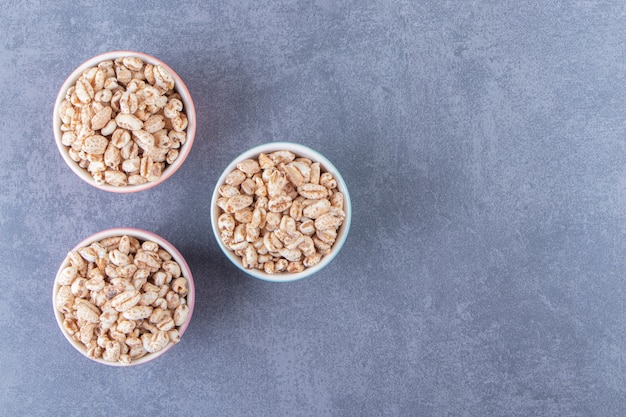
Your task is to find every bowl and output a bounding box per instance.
[52,227,195,366]
[211,142,351,282]
[53,50,196,193]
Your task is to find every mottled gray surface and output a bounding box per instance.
[0,1,625,416]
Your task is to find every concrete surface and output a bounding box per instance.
[1,1,625,416]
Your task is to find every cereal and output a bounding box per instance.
[58,56,188,187]
[216,150,346,274]
[55,235,190,365]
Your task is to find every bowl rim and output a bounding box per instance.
[210,141,352,282]
[52,50,196,193]
[52,227,195,366]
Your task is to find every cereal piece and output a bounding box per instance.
[330,191,344,210]
[314,212,343,231]
[71,277,88,298]
[218,213,236,236]
[139,291,159,306]
[224,195,254,213]
[55,286,74,314]
[111,289,141,312]
[75,299,100,323]
[162,260,181,278]
[75,79,94,103]
[237,159,261,177]
[82,135,108,154]
[320,172,337,189]
[103,144,121,169]
[240,178,256,195]
[303,253,322,267]
[168,329,180,343]
[258,153,274,169]
[316,228,338,245]
[122,56,144,71]
[297,183,328,200]
[165,149,179,165]
[174,304,189,327]
[152,271,171,286]
[122,157,140,173]
[287,261,305,273]
[267,170,287,197]
[104,170,128,187]
[111,129,131,148]
[115,113,143,131]
[302,199,331,219]
[265,212,281,231]
[278,248,302,262]
[143,114,165,133]
[310,162,321,184]
[117,319,136,335]
[128,174,148,185]
[283,164,305,187]
[91,106,113,131]
[225,169,246,186]
[233,208,253,225]
[168,131,186,148]
[156,314,176,332]
[153,65,175,91]
[132,129,155,151]
[171,277,188,297]
[285,182,299,199]
[267,195,292,213]
[80,323,96,346]
[269,150,295,164]
[164,98,183,119]
[218,184,241,198]
[299,236,316,257]
[142,330,169,353]
[122,305,153,321]
[134,250,161,271]
[57,266,77,286]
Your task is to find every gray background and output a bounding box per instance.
[1,1,625,416]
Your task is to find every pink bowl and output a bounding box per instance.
[53,51,196,193]
[52,228,195,366]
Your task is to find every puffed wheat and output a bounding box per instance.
[58,56,188,187]
[217,150,345,274]
[56,235,190,364]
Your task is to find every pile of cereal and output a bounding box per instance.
[216,150,346,274]
[57,56,188,187]
[55,235,190,365]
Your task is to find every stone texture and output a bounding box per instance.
[1,1,625,416]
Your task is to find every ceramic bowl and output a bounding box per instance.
[53,50,196,192]
[52,227,195,366]
[211,142,351,282]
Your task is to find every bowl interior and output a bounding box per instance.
[210,142,351,282]
[52,227,195,366]
[53,51,196,193]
